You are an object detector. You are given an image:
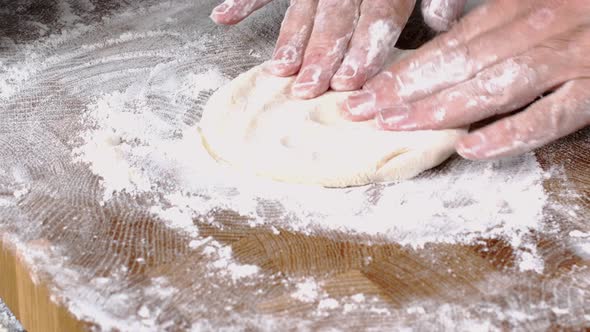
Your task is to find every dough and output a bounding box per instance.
[199,50,465,187]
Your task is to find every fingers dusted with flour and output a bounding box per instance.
[210,0,274,25]
[291,0,361,99]
[330,0,414,91]
[212,0,419,98]
[344,0,581,118]
[267,0,317,76]
[457,79,590,160]
[344,0,590,159]
[377,41,577,130]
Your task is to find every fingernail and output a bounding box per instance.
[331,64,359,90]
[292,66,321,97]
[272,46,296,64]
[376,104,416,130]
[422,1,453,31]
[294,66,320,86]
[334,64,357,80]
[268,46,298,75]
[212,3,230,15]
[456,132,486,159]
[344,91,376,117]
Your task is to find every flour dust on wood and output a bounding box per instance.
[1,0,589,330]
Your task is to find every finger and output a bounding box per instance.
[210,0,273,25]
[266,0,316,76]
[429,0,538,47]
[379,25,590,130]
[377,47,573,130]
[422,0,467,32]
[291,0,361,99]
[330,0,414,91]
[385,0,580,102]
[342,0,529,120]
[456,79,590,160]
[344,0,581,118]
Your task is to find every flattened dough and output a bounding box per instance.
[199,49,465,187]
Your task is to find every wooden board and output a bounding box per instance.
[1,131,588,331]
[1,0,589,330]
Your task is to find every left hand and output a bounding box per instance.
[343,0,590,160]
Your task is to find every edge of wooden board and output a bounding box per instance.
[0,236,91,332]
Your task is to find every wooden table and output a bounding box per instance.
[1,0,589,330]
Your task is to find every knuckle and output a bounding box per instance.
[538,29,590,78]
[319,0,357,10]
[567,80,590,123]
[303,47,328,63]
[431,36,450,53]
[498,0,520,10]
[439,43,474,74]
[455,43,476,68]
[568,30,590,76]
[360,0,400,14]
[304,44,342,65]
[468,80,497,106]
[278,24,311,47]
[469,68,520,109]
[290,0,317,5]
[285,0,316,16]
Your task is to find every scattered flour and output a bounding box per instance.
[290,278,346,314]
[203,240,260,281]
[291,278,320,303]
[2,0,552,264]
[12,187,29,199]
[351,293,365,303]
[317,298,340,310]
[0,300,22,332]
[69,45,550,262]
[570,230,590,238]
[187,69,229,95]
[75,80,550,268]
[570,236,590,259]
[2,0,586,330]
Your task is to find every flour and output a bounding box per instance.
[77,86,549,252]
[203,239,260,281]
[1,0,555,278]
[290,278,345,314]
[0,300,22,332]
[2,0,587,330]
[64,19,549,256]
[576,243,590,258]
[77,84,550,254]
[73,41,550,272]
[188,69,229,95]
[366,20,398,67]
[569,231,590,259]
[291,278,320,303]
[317,298,340,310]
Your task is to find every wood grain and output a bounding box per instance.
[0,0,589,330]
[0,238,93,332]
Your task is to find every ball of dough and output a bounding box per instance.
[199,52,465,187]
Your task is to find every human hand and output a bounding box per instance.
[210,0,467,99]
[343,0,590,160]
